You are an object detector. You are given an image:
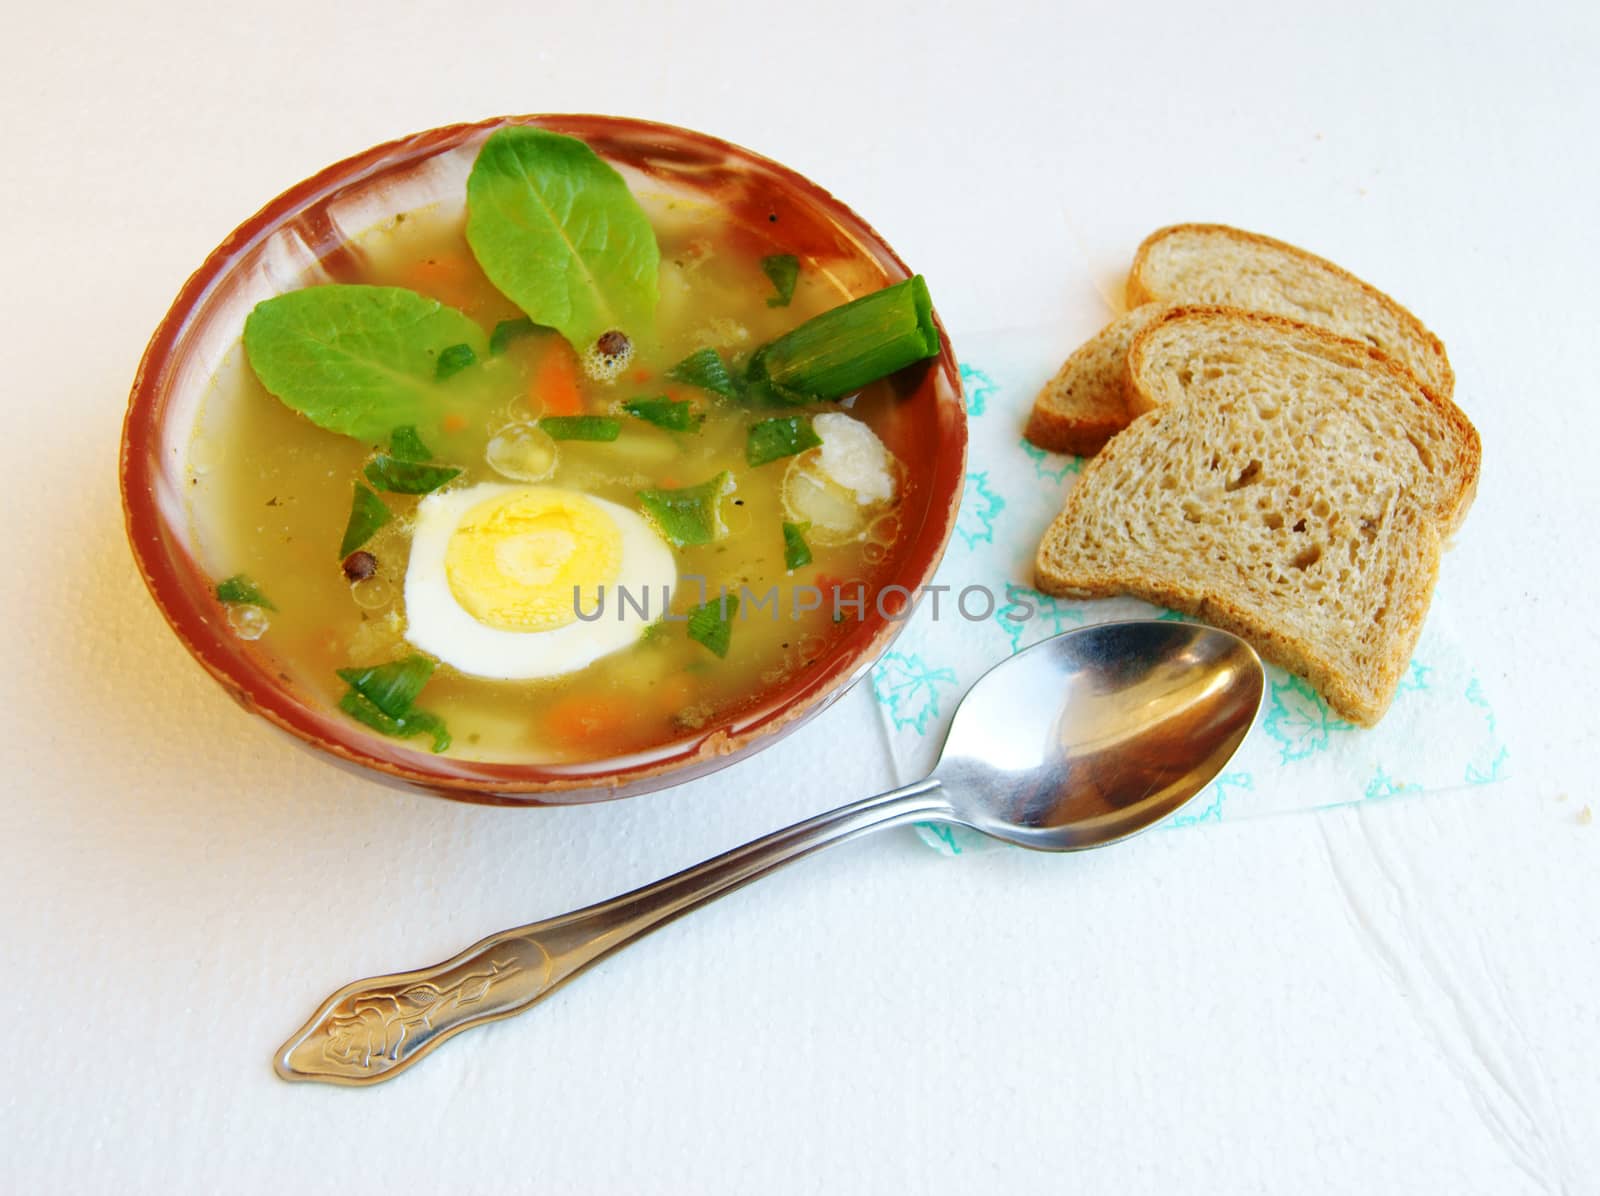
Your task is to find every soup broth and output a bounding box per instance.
[191,186,913,764]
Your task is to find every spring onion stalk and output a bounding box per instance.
[749,275,938,402]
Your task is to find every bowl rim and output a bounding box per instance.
[120,113,966,805]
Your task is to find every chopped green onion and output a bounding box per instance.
[686,592,739,658]
[435,342,478,380]
[489,316,538,355]
[667,347,741,399]
[762,254,800,307]
[215,573,275,610]
[335,653,450,752]
[336,654,436,719]
[388,425,433,463]
[339,483,393,557]
[338,690,451,753]
[623,396,703,432]
[540,415,622,442]
[746,415,822,467]
[748,275,939,402]
[636,472,732,546]
[782,521,813,570]
[364,455,462,494]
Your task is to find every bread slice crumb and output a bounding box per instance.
[1034,309,1480,725]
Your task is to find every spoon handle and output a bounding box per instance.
[275,780,951,1085]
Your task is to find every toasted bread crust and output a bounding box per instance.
[1024,305,1168,457]
[1127,223,1456,399]
[1023,404,1127,458]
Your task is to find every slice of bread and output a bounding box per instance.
[1129,307,1479,532]
[1024,305,1169,456]
[1132,308,1478,534]
[1127,223,1454,399]
[1023,223,1456,458]
[1034,310,1480,725]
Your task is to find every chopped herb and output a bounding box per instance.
[540,415,621,441]
[667,347,741,399]
[465,127,660,356]
[747,275,939,402]
[364,455,462,494]
[623,396,703,432]
[782,521,813,570]
[336,654,436,719]
[489,316,537,355]
[761,254,800,307]
[215,574,275,610]
[335,653,450,752]
[339,690,451,753]
[339,482,393,556]
[388,425,433,463]
[243,284,488,441]
[746,415,822,466]
[686,593,739,658]
[435,342,478,380]
[636,472,733,546]
[342,550,377,582]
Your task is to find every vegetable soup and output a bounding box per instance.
[189,127,939,763]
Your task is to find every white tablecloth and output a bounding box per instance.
[3,2,1596,1192]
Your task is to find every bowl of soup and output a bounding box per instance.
[121,115,965,805]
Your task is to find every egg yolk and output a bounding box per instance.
[444,488,622,632]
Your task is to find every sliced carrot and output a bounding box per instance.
[632,368,653,383]
[441,412,468,433]
[544,693,633,745]
[401,254,477,310]
[531,339,584,417]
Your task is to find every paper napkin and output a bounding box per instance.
[862,329,1508,854]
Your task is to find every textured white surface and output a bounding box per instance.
[2,1,1597,1192]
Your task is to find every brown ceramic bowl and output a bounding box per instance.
[121,115,966,806]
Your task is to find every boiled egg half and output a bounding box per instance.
[404,483,675,680]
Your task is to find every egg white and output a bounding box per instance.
[813,411,896,505]
[781,413,898,544]
[403,483,676,680]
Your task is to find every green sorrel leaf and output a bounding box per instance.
[762,254,800,307]
[667,347,741,399]
[686,593,739,658]
[465,127,659,357]
[338,483,393,557]
[364,456,462,494]
[243,285,489,442]
[215,574,275,609]
[781,521,813,570]
[388,425,433,463]
[746,415,822,466]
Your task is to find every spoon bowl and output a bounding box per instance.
[277,621,1264,1085]
[937,620,1264,849]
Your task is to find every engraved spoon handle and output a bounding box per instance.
[276,780,951,1085]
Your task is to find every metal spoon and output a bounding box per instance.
[276,620,1263,1085]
